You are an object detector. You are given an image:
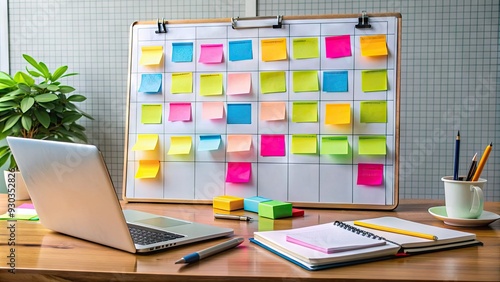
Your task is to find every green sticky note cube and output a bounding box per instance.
[258,200,292,219]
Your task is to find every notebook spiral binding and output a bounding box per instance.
[333,221,385,241]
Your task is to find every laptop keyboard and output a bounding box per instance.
[128,225,185,246]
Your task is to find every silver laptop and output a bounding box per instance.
[7,137,233,253]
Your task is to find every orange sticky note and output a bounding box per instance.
[227,135,252,152]
[261,38,287,61]
[227,73,252,95]
[202,102,224,120]
[360,35,388,57]
[260,102,286,121]
[325,104,351,125]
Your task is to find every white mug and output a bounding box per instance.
[442,176,485,219]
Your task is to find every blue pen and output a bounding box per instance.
[453,131,460,180]
[175,237,244,264]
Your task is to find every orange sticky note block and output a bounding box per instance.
[135,160,160,179]
[261,38,287,61]
[213,195,244,211]
[260,102,286,121]
[227,135,252,152]
[140,46,164,66]
[360,35,388,57]
[325,103,351,125]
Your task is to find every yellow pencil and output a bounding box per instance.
[353,221,438,241]
[471,142,493,181]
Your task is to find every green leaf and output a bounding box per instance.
[38,102,55,110]
[20,97,35,113]
[26,69,42,77]
[2,115,21,132]
[0,152,11,168]
[34,109,51,128]
[23,54,50,78]
[34,93,59,102]
[62,113,83,124]
[21,115,32,130]
[0,96,17,103]
[51,65,68,81]
[58,86,75,93]
[14,72,35,86]
[18,83,31,94]
[67,94,86,102]
[47,84,59,91]
[60,72,78,78]
[38,62,51,79]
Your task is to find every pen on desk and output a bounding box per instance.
[174,237,244,264]
[465,152,478,181]
[214,213,252,221]
[353,221,438,241]
[471,142,493,181]
[453,131,460,180]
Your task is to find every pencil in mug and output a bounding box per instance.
[471,142,493,181]
[353,221,438,241]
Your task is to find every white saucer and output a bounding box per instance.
[428,206,500,227]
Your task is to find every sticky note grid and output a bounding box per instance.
[125,16,400,208]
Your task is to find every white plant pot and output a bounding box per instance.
[4,171,30,200]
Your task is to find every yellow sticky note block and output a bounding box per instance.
[360,101,387,123]
[140,46,164,66]
[321,136,349,155]
[260,71,286,94]
[359,136,387,155]
[292,71,319,92]
[200,73,223,96]
[325,103,351,125]
[360,35,388,57]
[361,70,387,92]
[132,134,159,151]
[292,37,319,59]
[135,160,160,179]
[171,72,193,94]
[168,136,192,155]
[292,102,318,123]
[213,195,244,211]
[227,135,252,152]
[141,104,163,124]
[261,38,287,61]
[260,102,286,121]
[291,134,317,154]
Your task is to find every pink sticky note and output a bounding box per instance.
[261,135,285,157]
[227,73,252,95]
[325,35,352,58]
[202,102,224,119]
[18,203,35,209]
[168,102,191,121]
[226,162,251,183]
[199,44,224,64]
[357,163,384,186]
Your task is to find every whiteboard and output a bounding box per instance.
[123,13,401,210]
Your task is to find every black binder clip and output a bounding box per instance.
[355,11,371,29]
[155,18,167,34]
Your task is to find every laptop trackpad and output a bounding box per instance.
[135,217,190,228]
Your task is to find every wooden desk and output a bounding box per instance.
[0,200,498,281]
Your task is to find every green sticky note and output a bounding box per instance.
[141,104,163,124]
[360,101,387,123]
[200,73,223,96]
[258,200,292,219]
[260,71,286,94]
[361,70,388,92]
[292,37,319,59]
[171,72,193,94]
[292,71,319,92]
[292,101,318,122]
[291,134,317,154]
[321,136,349,155]
[359,136,387,155]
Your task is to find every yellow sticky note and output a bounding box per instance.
[325,104,351,125]
[360,101,387,123]
[227,135,252,152]
[171,72,193,94]
[361,70,387,92]
[141,104,163,124]
[360,35,388,57]
[168,136,192,155]
[321,136,349,155]
[132,134,159,151]
[200,74,223,96]
[292,37,319,59]
[140,46,164,66]
[292,71,319,92]
[291,135,317,154]
[261,38,287,61]
[260,71,286,94]
[292,102,318,123]
[260,102,286,121]
[358,136,387,155]
[135,160,160,179]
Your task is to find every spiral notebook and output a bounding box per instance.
[251,217,481,271]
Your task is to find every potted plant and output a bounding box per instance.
[0,54,93,199]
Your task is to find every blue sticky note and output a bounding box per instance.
[229,40,253,61]
[198,135,221,151]
[227,104,252,124]
[172,42,193,62]
[323,71,348,92]
[138,73,162,93]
